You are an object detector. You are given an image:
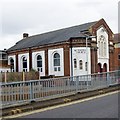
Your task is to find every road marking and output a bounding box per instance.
[2,90,119,119]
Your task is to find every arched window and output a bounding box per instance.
[10,58,14,72]
[98,35,106,57]
[37,55,42,72]
[53,53,60,71]
[79,60,83,70]
[101,41,103,57]
[85,62,88,71]
[74,58,77,68]
[22,57,27,72]
[98,41,100,56]
[104,42,106,56]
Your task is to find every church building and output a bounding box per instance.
[7,18,114,77]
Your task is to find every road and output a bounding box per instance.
[6,91,119,119]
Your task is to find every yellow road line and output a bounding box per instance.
[2,90,119,119]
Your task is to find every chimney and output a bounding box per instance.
[23,33,29,39]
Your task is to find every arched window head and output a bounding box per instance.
[53,53,60,71]
[37,55,42,72]
[79,60,83,70]
[22,56,27,72]
[10,58,14,72]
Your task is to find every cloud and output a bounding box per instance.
[0,0,118,50]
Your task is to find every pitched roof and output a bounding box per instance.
[7,21,97,52]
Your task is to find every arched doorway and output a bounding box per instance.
[97,63,102,73]
[103,63,107,72]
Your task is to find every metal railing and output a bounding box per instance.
[0,70,120,109]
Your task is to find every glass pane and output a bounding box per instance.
[54,67,57,71]
[79,60,83,69]
[23,62,27,69]
[54,59,60,66]
[58,67,60,71]
[54,53,60,58]
[85,62,88,71]
[41,68,43,72]
[37,61,42,67]
[74,59,77,68]
[37,55,42,60]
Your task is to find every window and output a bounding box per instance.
[37,55,42,72]
[22,57,27,72]
[10,58,14,72]
[85,62,88,71]
[118,55,120,60]
[53,53,60,71]
[98,41,100,55]
[79,60,83,70]
[101,42,103,57]
[98,35,106,57]
[74,59,77,68]
[104,42,106,56]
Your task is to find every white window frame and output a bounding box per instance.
[53,53,61,72]
[36,55,43,72]
[22,56,27,72]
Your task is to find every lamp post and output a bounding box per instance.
[80,32,96,88]
[80,33,96,75]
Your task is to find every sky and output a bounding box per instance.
[0,0,119,50]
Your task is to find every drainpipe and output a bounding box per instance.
[70,39,73,77]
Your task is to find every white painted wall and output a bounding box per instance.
[97,26,109,71]
[8,55,16,72]
[32,51,45,76]
[70,47,91,76]
[18,53,29,72]
[48,48,64,76]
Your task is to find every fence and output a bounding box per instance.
[0,70,120,109]
[0,71,39,82]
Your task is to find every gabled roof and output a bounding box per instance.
[7,21,97,52]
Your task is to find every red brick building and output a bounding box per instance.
[0,50,10,72]
[7,18,114,77]
[113,33,120,70]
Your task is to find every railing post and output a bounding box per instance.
[76,76,79,93]
[5,72,7,83]
[30,82,33,101]
[86,75,89,90]
[23,72,25,82]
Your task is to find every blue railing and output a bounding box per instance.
[0,70,120,109]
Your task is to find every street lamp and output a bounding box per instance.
[80,32,96,89]
[85,35,96,75]
[80,32,96,75]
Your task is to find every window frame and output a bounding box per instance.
[53,53,61,72]
[79,60,83,70]
[36,55,43,72]
[10,58,14,72]
[22,56,27,72]
[74,58,77,69]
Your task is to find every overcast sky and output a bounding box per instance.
[0,0,119,50]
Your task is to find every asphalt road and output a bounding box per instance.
[15,91,119,119]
